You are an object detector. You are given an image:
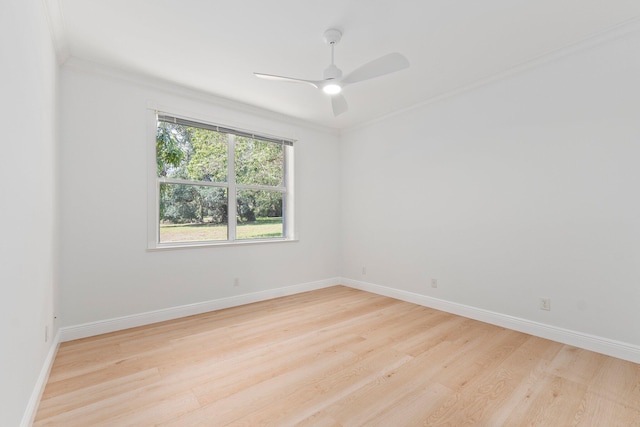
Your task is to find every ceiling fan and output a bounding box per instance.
[254,29,410,117]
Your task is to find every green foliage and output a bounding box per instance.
[156,120,284,228]
[160,184,227,224]
[235,137,283,186]
[186,128,228,182]
[237,189,282,223]
[156,122,188,177]
[234,138,284,223]
[160,184,199,223]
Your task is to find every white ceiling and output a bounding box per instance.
[52,0,640,130]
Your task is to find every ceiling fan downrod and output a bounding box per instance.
[322,29,343,82]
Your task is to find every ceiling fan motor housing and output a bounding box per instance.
[323,64,342,81]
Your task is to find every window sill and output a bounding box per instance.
[147,238,299,251]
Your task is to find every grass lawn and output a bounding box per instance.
[160,217,283,243]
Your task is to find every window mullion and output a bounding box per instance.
[236,184,286,193]
[227,134,237,241]
[159,177,228,188]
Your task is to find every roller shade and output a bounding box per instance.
[157,113,294,146]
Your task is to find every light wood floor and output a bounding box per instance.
[35,286,640,426]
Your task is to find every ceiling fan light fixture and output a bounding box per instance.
[322,82,342,95]
[253,27,409,117]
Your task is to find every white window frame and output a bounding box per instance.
[147,109,296,250]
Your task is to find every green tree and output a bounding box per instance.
[235,137,284,222]
[186,128,228,182]
[157,122,190,219]
[156,122,191,178]
[235,137,283,186]
[157,122,284,225]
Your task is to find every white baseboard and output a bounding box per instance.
[53,274,640,367]
[26,276,639,427]
[59,278,340,342]
[341,277,640,364]
[21,330,61,427]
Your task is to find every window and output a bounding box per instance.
[150,113,294,247]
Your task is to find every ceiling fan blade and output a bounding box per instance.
[341,53,409,86]
[254,72,320,89]
[331,94,348,117]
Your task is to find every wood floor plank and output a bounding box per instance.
[503,373,589,426]
[578,391,640,426]
[34,369,163,425]
[159,347,361,426]
[228,344,414,426]
[34,285,640,426]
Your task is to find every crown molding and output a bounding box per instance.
[62,57,341,137]
[40,2,640,136]
[343,15,640,135]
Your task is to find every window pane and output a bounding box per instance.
[235,137,284,186]
[159,183,228,243]
[157,121,228,183]
[236,189,283,239]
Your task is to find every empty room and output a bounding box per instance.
[2,1,640,426]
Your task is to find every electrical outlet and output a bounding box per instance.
[431,278,438,288]
[234,278,240,287]
[362,266,366,275]
[540,298,551,311]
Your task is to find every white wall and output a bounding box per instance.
[59,63,341,327]
[13,11,638,423]
[340,30,640,346]
[0,1,59,426]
